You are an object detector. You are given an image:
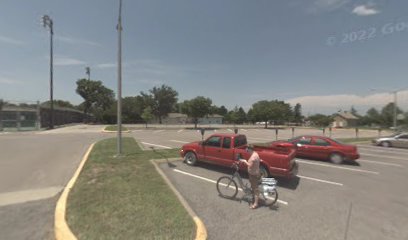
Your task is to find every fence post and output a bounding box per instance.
[322,128,325,136]
[355,128,359,139]
[291,127,295,138]
[329,127,332,138]
[378,128,382,137]
[275,128,278,140]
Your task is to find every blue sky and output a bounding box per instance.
[1,0,408,115]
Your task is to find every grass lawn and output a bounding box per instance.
[104,125,129,131]
[66,137,195,240]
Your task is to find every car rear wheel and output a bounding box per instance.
[381,141,391,148]
[330,153,344,164]
[259,165,270,178]
[184,152,197,166]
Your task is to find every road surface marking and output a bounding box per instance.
[358,159,403,167]
[361,153,408,161]
[297,175,343,186]
[170,140,190,144]
[153,130,165,133]
[173,169,289,205]
[227,129,233,132]
[177,129,184,133]
[358,145,408,154]
[141,142,172,149]
[240,129,248,132]
[296,160,379,174]
[0,186,62,207]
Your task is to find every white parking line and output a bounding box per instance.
[361,153,408,161]
[297,175,343,186]
[358,159,404,167]
[170,140,189,144]
[227,129,233,132]
[153,130,165,133]
[177,129,184,133]
[297,160,379,174]
[141,142,172,149]
[173,169,289,205]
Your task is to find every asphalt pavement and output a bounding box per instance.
[0,125,108,240]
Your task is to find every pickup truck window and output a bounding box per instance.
[234,135,247,148]
[206,136,221,147]
[222,137,231,149]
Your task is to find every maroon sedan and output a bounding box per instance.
[276,135,360,164]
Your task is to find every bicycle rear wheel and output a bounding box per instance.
[261,188,278,206]
[216,176,238,199]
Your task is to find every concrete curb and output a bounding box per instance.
[150,159,208,240]
[54,143,95,240]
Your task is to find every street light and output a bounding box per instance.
[370,87,408,129]
[116,0,123,156]
[42,15,54,129]
[85,66,90,80]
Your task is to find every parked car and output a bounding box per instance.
[180,133,298,178]
[272,135,360,164]
[372,132,408,148]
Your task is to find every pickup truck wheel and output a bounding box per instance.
[184,152,197,166]
[259,165,270,178]
[330,153,344,164]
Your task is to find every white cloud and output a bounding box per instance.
[0,36,25,45]
[96,63,116,69]
[287,91,408,114]
[352,5,380,16]
[0,77,22,85]
[54,57,86,66]
[55,35,102,47]
[308,0,351,13]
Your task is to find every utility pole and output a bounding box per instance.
[42,15,54,129]
[116,0,123,156]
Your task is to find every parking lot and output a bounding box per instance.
[131,127,408,240]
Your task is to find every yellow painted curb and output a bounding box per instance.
[151,160,208,240]
[54,143,96,240]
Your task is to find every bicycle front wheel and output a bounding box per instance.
[261,188,278,206]
[216,176,238,199]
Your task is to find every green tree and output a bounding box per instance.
[0,99,4,130]
[308,114,333,127]
[141,106,154,128]
[251,100,292,128]
[122,96,145,123]
[181,96,212,129]
[247,108,256,124]
[76,78,115,122]
[42,100,75,109]
[141,85,178,124]
[380,102,403,127]
[293,103,303,125]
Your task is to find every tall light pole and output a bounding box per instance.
[116,0,123,156]
[85,66,91,80]
[42,15,54,129]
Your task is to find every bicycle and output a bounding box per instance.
[216,160,278,206]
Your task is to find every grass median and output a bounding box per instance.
[66,137,195,240]
[104,125,129,131]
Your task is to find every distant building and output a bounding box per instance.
[198,114,223,125]
[161,113,189,124]
[332,111,359,128]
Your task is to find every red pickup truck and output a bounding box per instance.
[180,133,298,178]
